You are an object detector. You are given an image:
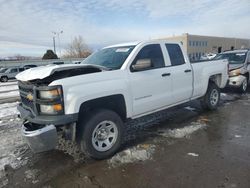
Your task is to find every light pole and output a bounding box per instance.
[52,30,63,57]
[52,35,56,54]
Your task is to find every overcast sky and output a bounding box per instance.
[0,0,250,57]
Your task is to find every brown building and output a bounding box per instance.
[162,33,250,61]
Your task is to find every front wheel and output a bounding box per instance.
[239,77,248,93]
[79,109,124,159]
[1,76,8,82]
[200,82,220,110]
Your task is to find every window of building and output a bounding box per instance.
[165,44,185,66]
[196,41,198,46]
[193,41,195,46]
[189,41,192,46]
[189,54,192,60]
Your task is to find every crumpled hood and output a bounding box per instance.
[16,64,105,82]
[228,64,244,71]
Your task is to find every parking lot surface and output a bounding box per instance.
[1,90,250,188]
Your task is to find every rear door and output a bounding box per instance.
[129,43,173,116]
[165,44,193,103]
[9,68,18,78]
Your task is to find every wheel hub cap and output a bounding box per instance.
[210,89,219,106]
[92,120,118,152]
[97,129,108,140]
[243,79,247,91]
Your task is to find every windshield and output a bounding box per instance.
[82,46,135,69]
[214,52,247,64]
[0,68,7,73]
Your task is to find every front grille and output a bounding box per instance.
[18,81,36,112]
[20,95,34,109]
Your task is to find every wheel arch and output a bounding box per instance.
[78,94,127,122]
[209,74,222,87]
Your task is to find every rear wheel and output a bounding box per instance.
[239,77,248,93]
[200,82,220,110]
[79,109,124,159]
[1,76,8,82]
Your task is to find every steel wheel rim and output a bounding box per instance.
[210,89,219,106]
[242,79,247,91]
[92,120,118,152]
[2,77,7,82]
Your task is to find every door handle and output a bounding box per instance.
[184,69,192,73]
[162,73,171,77]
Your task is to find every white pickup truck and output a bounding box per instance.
[16,40,228,159]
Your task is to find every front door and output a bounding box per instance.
[129,44,173,116]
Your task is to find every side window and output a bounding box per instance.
[165,44,185,66]
[10,68,17,73]
[132,44,165,70]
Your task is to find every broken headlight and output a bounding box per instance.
[229,68,241,77]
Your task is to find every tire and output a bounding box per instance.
[79,109,124,159]
[1,76,8,82]
[239,77,248,93]
[200,82,220,110]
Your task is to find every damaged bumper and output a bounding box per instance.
[22,122,57,153]
[17,104,78,126]
[228,75,246,88]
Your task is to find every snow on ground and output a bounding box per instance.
[0,101,27,187]
[158,117,208,139]
[0,126,28,187]
[108,144,156,167]
[0,81,17,86]
[187,153,199,157]
[0,102,19,120]
[0,84,18,92]
[0,90,19,99]
[184,106,196,111]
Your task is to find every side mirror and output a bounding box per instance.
[132,59,152,71]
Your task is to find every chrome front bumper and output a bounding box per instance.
[22,122,57,153]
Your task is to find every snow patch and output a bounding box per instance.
[0,90,19,98]
[0,102,19,119]
[220,93,237,102]
[234,135,242,138]
[0,84,18,92]
[187,152,199,157]
[108,144,155,167]
[0,121,28,182]
[184,106,196,111]
[158,117,208,139]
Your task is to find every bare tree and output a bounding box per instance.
[63,36,92,58]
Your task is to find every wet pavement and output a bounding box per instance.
[1,90,250,188]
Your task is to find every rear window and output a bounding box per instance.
[165,44,185,66]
